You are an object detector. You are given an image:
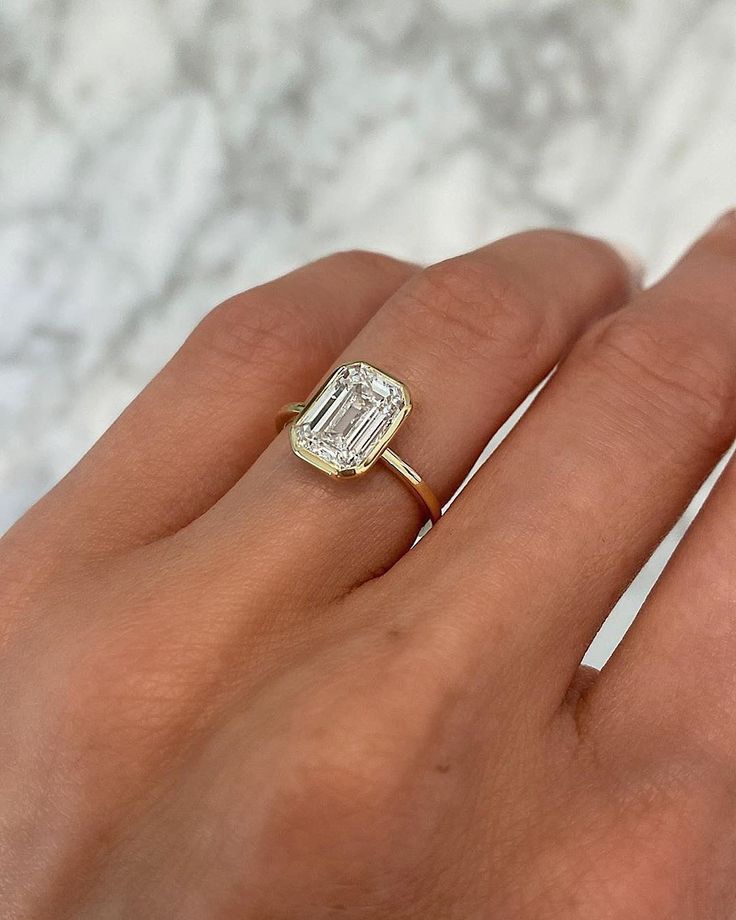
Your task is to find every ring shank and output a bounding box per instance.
[380,448,441,524]
[276,403,441,526]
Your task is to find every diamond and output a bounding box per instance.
[291,362,411,477]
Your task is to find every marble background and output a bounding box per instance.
[2,0,735,664]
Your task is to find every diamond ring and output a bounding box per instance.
[276,362,441,526]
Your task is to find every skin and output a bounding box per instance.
[1,218,736,918]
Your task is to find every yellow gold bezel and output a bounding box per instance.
[288,361,412,478]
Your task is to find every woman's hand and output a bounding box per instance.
[2,221,736,919]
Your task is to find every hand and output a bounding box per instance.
[2,222,736,919]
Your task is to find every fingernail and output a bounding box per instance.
[606,240,645,286]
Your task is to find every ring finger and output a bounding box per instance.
[181,230,636,606]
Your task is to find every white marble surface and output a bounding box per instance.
[2,0,736,663]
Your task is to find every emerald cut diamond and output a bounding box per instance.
[290,362,411,477]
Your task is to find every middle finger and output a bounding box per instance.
[405,214,736,716]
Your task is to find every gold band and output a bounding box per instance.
[380,446,442,525]
[276,402,441,526]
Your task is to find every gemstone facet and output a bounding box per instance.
[290,362,411,477]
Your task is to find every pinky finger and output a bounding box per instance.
[590,451,736,773]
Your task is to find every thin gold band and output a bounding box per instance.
[276,403,441,526]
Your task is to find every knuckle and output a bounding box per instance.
[257,651,457,897]
[58,627,207,759]
[515,227,628,272]
[189,290,311,381]
[321,247,412,281]
[256,706,421,902]
[250,696,440,904]
[279,700,415,822]
[400,256,547,365]
[627,750,736,874]
[583,309,736,444]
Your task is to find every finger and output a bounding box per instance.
[180,230,636,605]
[404,212,736,716]
[14,251,415,557]
[587,450,736,768]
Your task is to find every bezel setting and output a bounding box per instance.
[290,362,411,478]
